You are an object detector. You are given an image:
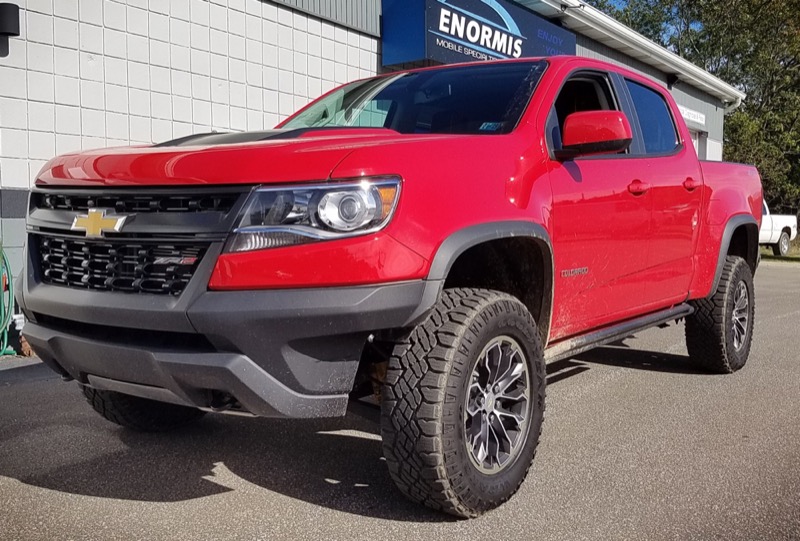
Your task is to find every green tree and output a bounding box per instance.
[584,0,672,45]
[587,0,800,213]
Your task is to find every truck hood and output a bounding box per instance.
[35,128,449,188]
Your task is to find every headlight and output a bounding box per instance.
[226,177,401,252]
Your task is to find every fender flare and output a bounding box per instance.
[710,214,759,294]
[404,221,555,342]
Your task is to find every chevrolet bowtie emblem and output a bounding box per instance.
[71,209,128,238]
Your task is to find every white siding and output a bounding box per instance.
[706,139,723,162]
[0,0,379,191]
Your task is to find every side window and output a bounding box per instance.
[550,73,618,150]
[625,80,679,154]
[554,75,617,130]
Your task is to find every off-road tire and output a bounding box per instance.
[772,231,790,256]
[81,385,206,432]
[381,288,546,518]
[685,256,754,373]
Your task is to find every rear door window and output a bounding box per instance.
[625,80,679,154]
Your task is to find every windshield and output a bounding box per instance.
[282,61,547,135]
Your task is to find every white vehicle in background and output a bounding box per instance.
[760,202,798,256]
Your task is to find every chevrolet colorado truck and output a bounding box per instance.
[759,201,797,256]
[18,57,762,518]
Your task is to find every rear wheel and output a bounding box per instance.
[685,256,754,373]
[81,385,206,432]
[772,231,790,256]
[380,288,546,518]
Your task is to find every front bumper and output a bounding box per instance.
[18,272,431,418]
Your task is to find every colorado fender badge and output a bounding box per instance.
[561,267,589,278]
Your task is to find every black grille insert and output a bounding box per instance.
[33,192,240,213]
[37,235,208,295]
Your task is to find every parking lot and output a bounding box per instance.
[1,261,799,541]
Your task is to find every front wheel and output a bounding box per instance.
[773,231,790,256]
[685,256,755,373]
[380,288,546,518]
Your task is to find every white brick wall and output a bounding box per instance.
[0,0,380,190]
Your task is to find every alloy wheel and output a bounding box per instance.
[732,281,750,351]
[464,336,531,474]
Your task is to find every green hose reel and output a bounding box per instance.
[0,239,17,356]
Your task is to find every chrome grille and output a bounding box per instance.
[36,236,208,295]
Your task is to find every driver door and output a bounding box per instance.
[546,71,653,341]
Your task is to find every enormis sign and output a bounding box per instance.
[382,0,576,66]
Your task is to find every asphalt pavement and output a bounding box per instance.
[1,261,799,541]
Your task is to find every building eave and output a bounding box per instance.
[517,0,746,107]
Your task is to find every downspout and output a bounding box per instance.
[724,96,743,114]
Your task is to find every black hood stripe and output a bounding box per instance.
[153,127,393,148]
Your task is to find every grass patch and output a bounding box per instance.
[760,242,800,262]
[760,253,800,262]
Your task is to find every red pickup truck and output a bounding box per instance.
[19,56,762,517]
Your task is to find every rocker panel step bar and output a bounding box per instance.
[545,304,694,363]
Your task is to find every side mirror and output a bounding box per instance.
[555,110,633,161]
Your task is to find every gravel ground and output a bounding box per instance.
[1,261,799,541]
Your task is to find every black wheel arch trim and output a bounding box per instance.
[711,214,759,294]
[404,221,554,344]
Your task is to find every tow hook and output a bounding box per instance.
[209,391,237,412]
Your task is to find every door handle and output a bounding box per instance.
[683,177,701,191]
[628,180,651,195]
